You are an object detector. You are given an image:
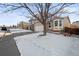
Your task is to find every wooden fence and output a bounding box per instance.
[64,27,79,35]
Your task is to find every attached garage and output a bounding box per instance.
[34,22,43,32]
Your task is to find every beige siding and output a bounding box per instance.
[63,17,71,28]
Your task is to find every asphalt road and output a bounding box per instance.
[0,31,35,56]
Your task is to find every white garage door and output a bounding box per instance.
[35,25,43,32]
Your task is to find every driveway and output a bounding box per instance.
[0,35,20,56]
[0,29,34,56]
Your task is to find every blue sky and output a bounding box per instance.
[0,3,79,26]
[0,13,27,26]
[0,6,30,26]
[62,4,79,23]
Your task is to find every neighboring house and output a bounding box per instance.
[17,21,30,30]
[71,21,79,28]
[29,16,71,32]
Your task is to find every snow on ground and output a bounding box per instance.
[0,32,12,37]
[10,28,32,33]
[14,32,79,56]
[0,28,32,37]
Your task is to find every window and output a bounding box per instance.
[55,21,58,26]
[59,20,62,26]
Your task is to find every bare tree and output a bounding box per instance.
[0,3,74,35]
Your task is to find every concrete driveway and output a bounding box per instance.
[0,29,34,56]
[0,35,20,56]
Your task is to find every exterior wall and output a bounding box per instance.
[52,16,71,32]
[52,19,64,31]
[47,21,53,30]
[63,16,71,28]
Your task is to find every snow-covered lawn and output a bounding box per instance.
[14,32,79,56]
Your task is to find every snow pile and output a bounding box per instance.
[10,29,32,33]
[14,32,79,56]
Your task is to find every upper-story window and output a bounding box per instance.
[55,21,58,26]
[59,20,62,26]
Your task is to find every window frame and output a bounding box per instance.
[55,21,58,26]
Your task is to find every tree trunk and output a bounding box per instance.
[43,22,47,36]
